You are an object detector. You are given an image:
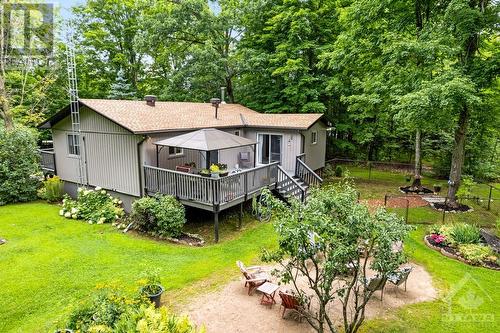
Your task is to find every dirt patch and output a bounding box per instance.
[362,196,429,209]
[182,262,437,333]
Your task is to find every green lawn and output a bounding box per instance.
[0,202,276,333]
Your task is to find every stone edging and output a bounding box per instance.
[423,235,499,271]
[166,232,205,247]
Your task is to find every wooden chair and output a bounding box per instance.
[278,291,310,322]
[236,261,269,295]
[365,276,387,301]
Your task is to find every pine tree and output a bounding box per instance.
[108,69,136,100]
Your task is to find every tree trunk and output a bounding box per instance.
[411,129,422,189]
[225,76,235,104]
[447,105,469,207]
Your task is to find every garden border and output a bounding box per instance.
[423,236,499,271]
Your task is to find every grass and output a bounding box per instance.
[1,166,499,333]
[361,227,500,332]
[0,202,276,333]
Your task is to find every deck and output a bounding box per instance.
[143,162,282,212]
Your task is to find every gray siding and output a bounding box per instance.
[52,106,143,196]
[301,121,327,170]
[245,128,302,173]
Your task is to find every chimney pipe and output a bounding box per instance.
[145,95,156,107]
[221,87,227,104]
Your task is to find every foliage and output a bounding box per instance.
[60,187,124,224]
[334,165,343,177]
[457,244,495,265]
[456,175,477,200]
[450,223,481,245]
[108,68,137,100]
[138,270,163,296]
[131,194,186,238]
[261,180,412,333]
[0,126,40,205]
[65,285,202,333]
[38,176,64,202]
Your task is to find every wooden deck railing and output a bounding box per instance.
[295,155,323,187]
[144,162,280,209]
[38,148,56,173]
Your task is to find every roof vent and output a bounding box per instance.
[210,98,221,119]
[145,95,156,107]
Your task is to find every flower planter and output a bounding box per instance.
[199,172,211,178]
[219,171,229,177]
[141,284,164,308]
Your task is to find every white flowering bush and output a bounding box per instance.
[60,187,124,224]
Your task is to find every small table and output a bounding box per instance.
[257,282,279,307]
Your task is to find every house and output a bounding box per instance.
[39,97,327,240]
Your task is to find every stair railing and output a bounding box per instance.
[277,165,306,202]
[295,155,323,187]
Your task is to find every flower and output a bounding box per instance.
[118,200,122,205]
[59,210,64,216]
[72,214,77,219]
[71,207,78,214]
[64,212,71,218]
[101,190,106,194]
[430,233,446,244]
[95,186,102,191]
[83,190,90,195]
[88,220,93,224]
[97,217,106,224]
[77,188,84,192]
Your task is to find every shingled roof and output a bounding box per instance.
[40,99,323,134]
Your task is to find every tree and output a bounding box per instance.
[108,68,136,99]
[0,9,14,130]
[261,181,412,333]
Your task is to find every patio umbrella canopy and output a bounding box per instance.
[154,128,256,151]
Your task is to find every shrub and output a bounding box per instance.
[450,223,481,245]
[64,285,202,333]
[458,244,495,264]
[60,187,124,224]
[456,175,476,200]
[38,176,64,202]
[322,164,335,179]
[131,194,185,238]
[334,165,343,177]
[0,126,40,205]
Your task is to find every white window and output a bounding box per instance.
[67,134,80,156]
[234,130,240,136]
[168,146,184,157]
[311,131,318,145]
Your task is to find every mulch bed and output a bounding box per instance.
[399,186,434,195]
[431,202,473,213]
[424,235,500,270]
[363,196,429,209]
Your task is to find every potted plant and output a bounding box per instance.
[140,271,164,308]
[433,183,442,193]
[199,168,211,177]
[209,164,221,178]
[217,163,228,177]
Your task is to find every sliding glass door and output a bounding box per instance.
[258,134,282,165]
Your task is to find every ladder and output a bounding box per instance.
[66,34,85,186]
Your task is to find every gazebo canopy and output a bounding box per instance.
[154,128,256,151]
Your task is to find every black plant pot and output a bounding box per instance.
[142,284,164,308]
[433,185,441,193]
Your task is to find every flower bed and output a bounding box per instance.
[59,187,124,224]
[424,224,499,270]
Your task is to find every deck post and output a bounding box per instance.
[238,203,243,229]
[214,211,219,243]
